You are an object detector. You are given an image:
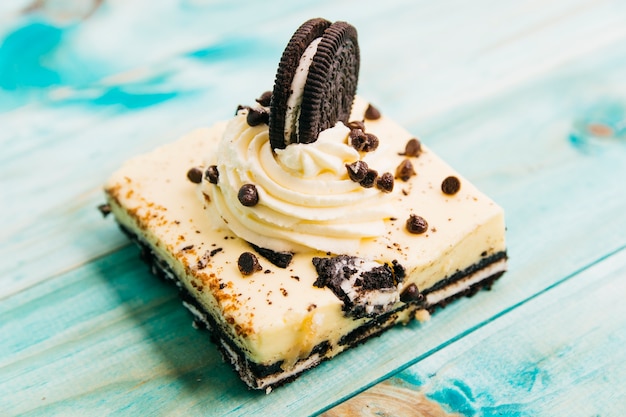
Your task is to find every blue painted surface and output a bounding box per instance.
[0,22,63,90]
[393,249,626,416]
[2,1,626,416]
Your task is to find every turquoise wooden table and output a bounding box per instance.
[2,1,626,415]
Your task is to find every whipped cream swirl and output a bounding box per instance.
[200,105,394,254]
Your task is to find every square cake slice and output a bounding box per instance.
[104,95,506,391]
[103,18,506,391]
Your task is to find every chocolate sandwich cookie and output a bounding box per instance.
[269,18,360,149]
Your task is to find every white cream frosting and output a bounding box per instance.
[200,100,395,255]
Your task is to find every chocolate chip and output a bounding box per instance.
[365,103,381,120]
[359,168,378,188]
[441,175,461,195]
[400,138,422,157]
[406,214,428,234]
[349,129,365,148]
[187,167,204,184]
[255,91,272,107]
[205,165,219,184]
[363,134,380,152]
[235,104,248,115]
[238,184,259,206]
[376,172,394,193]
[395,159,416,181]
[247,107,269,126]
[349,129,379,152]
[238,252,262,275]
[346,120,366,131]
[400,283,422,302]
[346,160,369,182]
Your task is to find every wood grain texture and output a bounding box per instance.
[321,379,461,417]
[376,248,626,416]
[2,0,626,415]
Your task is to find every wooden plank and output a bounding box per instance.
[3,45,626,416]
[324,247,626,416]
[2,0,626,415]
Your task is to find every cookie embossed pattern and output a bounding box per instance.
[103,18,507,391]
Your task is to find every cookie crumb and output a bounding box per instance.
[98,203,111,217]
[249,243,294,268]
[197,250,213,269]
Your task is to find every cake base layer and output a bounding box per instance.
[118,223,506,391]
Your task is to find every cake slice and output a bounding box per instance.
[103,18,506,392]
